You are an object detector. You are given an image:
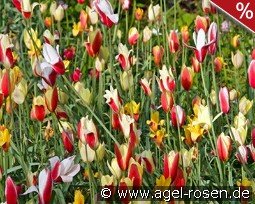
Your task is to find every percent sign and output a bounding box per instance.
[236,2,254,19]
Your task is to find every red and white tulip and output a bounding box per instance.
[217,133,232,162]
[168,30,179,53]
[171,105,186,127]
[140,78,152,96]
[104,86,122,113]
[93,0,119,28]
[5,176,19,204]
[114,143,133,171]
[49,156,80,183]
[128,27,139,46]
[208,22,218,55]
[116,43,133,71]
[157,65,176,92]
[163,151,179,181]
[0,34,14,68]
[85,29,102,57]
[219,87,230,114]
[12,0,39,19]
[248,60,255,89]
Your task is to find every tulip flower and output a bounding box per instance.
[118,113,134,138]
[93,0,119,28]
[1,69,11,97]
[248,60,255,89]
[124,100,140,121]
[53,5,64,22]
[161,91,174,112]
[49,156,80,183]
[44,17,52,28]
[180,65,193,91]
[214,57,224,72]
[44,86,58,112]
[208,22,218,55]
[85,29,102,57]
[219,87,230,114]
[231,50,244,68]
[73,190,85,204]
[191,56,200,73]
[163,151,179,181]
[101,175,117,199]
[12,0,39,19]
[236,145,248,164]
[239,96,253,115]
[152,45,164,66]
[231,35,240,48]
[86,6,98,25]
[128,27,139,46]
[59,122,74,153]
[114,143,133,171]
[172,167,186,187]
[41,43,65,74]
[30,96,46,122]
[43,30,54,45]
[63,46,75,60]
[116,43,133,71]
[181,26,189,43]
[184,29,216,63]
[140,78,152,96]
[120,71,133,91]
[71,68,82,82]
[79,10,88,31]
[77,116,99,149]
[135,8,144,21]
[0,126,11,152]
[5,176,19,204]
[202,0,211,14]
[217,133,232,162]
[74,82,92,105]
[157,65,175,92]
[148,4,161,22]
[251,128,255,147]
[104,86,122,113]
[0,34,14,68]
[107,158,122,179]
[171,105,186,127]
[138,150,155,174]
[128,158,143,189]
[194,15,209,32]
[143,26,152,43]
[23,168,53,204]
[168,30,179,53]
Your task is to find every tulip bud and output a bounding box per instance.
[161,91,174,112]
[194,15,209,32]
[181,65,193,91]
[236,145,248,164]
[168,30,179,53]
[59,121,74,153]
[181,26,189,43]
[43,30,55,45]
[12,79,28,104]
[114,143,132,171]
[71,68,82,82]
[171,105,186,127]
[143,26,152,43]
[152,45,164,66]
[1,69,10,97]
[128,27,139,46]
[107,158,122,179]
[138,150,155,174]
[229,89,238,101]
[39,3,47,13]
[219,87,230,114]
[148,4,161,22]
[74,82,92,105]
[239,96,253,115]
[53,5,64,22]
[217,133,232,162]
[128,158,143,188]
[231,35,240,48]
[80,10,88,30]
[63,46,75,60]
[120,71,133,91]
[191,56,200,73]
[30,96,46,122]
[44,17,52,28]
[135,8,144,21]
[202,0,211,14]
[86,6,98,25]
[214,57,224,72]
[231,50,244,68]
[163,151,179,181]
[85,29,102,57]
[5,176,18,204]
[140,78,152,96]
[44,86,58,112]
[248,60,255,89]
[252,128,255,147]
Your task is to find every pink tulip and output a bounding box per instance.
[93,0,119,28]
[219,87,230,114]
[248,60,255,89]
